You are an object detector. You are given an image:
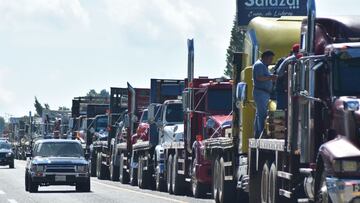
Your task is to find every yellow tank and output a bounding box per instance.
[239,16,304,153]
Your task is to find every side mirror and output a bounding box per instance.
[124,115,130,128]
[148,105,156,124]
[206,119,216,129]
[132,115,138,123]
[26,152,32,158]
[236,82,247,102]
[89,127,95,134]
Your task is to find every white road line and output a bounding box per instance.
[0,190,5,195]
[92,180,187,203]
[8,199,18,203]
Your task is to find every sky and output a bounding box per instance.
[0,0,358,118]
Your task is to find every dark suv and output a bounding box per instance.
[25,139,90,193]
[0,140,14,168]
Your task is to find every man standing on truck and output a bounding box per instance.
[253,50,277,138]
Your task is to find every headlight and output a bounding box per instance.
[333,160,359,172]
[31,164,45,172]
[5,152,12,158]
[76,165,89,173]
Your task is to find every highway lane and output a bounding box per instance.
[0,160,213,203]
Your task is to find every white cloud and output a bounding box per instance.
[104,0,213,39]
[0,0,90,31]
[0,67,15,104]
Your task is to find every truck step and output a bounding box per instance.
[279,189,292,198]
[298,198,311,203]
[178,158,185,163]
[299,168,313,175]
[185,178,191,182]
[278,171,292,180]
[177,170,185,175]
[223,161,232,167]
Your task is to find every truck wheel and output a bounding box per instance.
[167,154,173,194]
[260,162,269,203]
[9,160,14,168]
[90,152,97,177]
[249,150,261,203]
[110,160,119,181]
[130,158,138,186]
[28,177,38,193]
[172,153,184,195]
[213,158,220,203]
[268,163,278,203]
[138,156,145,188]
[218,157,235,203]
[119,153,129,184]
[155,161,165,191]
[315,161,332,203]
[76,178,91,192]
[96,152,107,180]
[191,159,206,198]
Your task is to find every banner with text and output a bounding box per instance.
[236,0,308,26]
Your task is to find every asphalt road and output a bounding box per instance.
[0,160,213,203]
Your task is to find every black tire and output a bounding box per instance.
[249,149,261,203]
[218,157,235,203]
[90,153,97,177]
[191,159,207,198]
[96,152,107,180]
[28,177,38,193]
[9,160,14,168]
[110,160,119,181]
[119,153,129,184]
[130,157,138,186]
[76,178,91,192]
[167,154,173,194]
[315,159,332,203]
[155,161,166,191]
[260,162,270,203]
[138,156,145,189]
[268,163,278,203]
[172,153,184,195]
[25,172,29,192]
[213,158,220,203]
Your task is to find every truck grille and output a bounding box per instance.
[45,165,76,173]
[0,153,6,159]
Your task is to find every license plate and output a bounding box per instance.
[55,175,66,182]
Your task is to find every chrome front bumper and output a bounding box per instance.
[326,177,360,203]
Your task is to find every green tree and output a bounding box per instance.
[86,89,109,97]
[44,103,50,110]
[224,18,245,78]
[34,97,44,116]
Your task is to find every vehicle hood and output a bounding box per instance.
[32,157,88,165]
[163,123,184,142]
[0,149,12,153]
[208,115,232,128]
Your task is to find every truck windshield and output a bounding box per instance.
[140,111,148,123]
[96,116,108,132]
[334,58,360,96]
[207,89,232,112]
[165,103,183,123]
[34,142,84,157]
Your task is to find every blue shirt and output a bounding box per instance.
[253,59,272,93]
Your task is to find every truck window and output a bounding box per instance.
[207,89,232,113]
[165,103,184,123]
[96,116,108,132]
[334,58,360,96]
[140,111,148,123]
[35,142,84,157]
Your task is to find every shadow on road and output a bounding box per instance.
[36,190,93,194]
